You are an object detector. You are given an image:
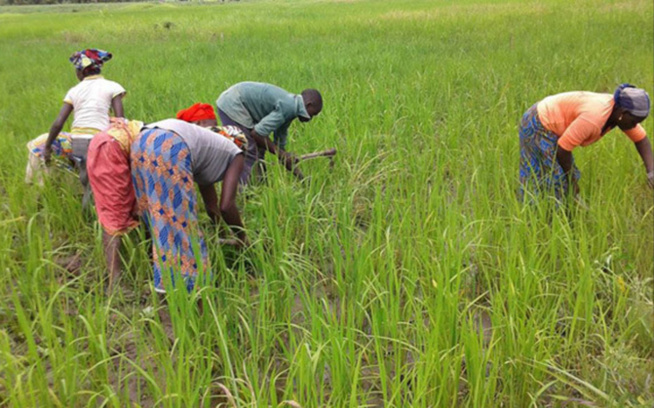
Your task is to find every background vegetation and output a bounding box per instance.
[0,0,652,406]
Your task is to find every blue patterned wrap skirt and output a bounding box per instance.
[131,128,210,293]
[519,104,581,201]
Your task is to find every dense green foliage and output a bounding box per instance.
[0,0,652,406]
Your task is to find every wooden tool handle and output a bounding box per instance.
[299,148,337,161]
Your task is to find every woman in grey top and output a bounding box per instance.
[131,119,246,293]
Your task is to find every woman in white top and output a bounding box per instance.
[26,49,125,191]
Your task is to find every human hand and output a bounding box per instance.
[218,235,249,249]
[280,151,299,167]
[571,180,580,197]
[233,235,250,250]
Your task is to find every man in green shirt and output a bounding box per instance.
[216,81,323,184]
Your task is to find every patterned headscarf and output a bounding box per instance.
[69,49,112,71]
[614,83,650,118]
[208,125,248,152]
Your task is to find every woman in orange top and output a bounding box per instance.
[519,84,653,201]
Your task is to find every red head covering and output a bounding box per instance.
[176,103,216,122]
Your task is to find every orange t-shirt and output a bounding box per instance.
[536,91,646,151]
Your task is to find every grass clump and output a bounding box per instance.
[0,0,652,406]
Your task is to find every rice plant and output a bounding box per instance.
[0,0,652,406]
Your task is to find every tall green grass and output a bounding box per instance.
[0,0,652,406]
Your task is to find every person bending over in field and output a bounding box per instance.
[176,102,248,151]
[26,49,126,201]
[131,119,247,293]
[216,82,322,184]
[519,84,653,201]
[86,118,144,290]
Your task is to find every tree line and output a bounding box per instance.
[2,0,143,5]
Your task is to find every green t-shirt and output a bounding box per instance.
[216,81,310,150]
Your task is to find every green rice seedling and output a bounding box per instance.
[0,0,652,406]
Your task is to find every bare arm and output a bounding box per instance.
[111,93,125,118]
[250,129,304,180]
[250,129,277,155]
[219,154,247,244]
[556,145,579,196]
[634,136,654,188]
[199,183,221,224]
[288,157,305,180]
[43,103,74,164]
